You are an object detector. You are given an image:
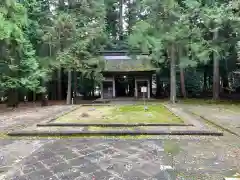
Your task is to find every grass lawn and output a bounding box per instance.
[54,104,183,124]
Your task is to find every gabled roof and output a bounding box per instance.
[102,54,156,72]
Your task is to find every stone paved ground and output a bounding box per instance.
[0,105,76,133]
[0,105,76,177]
[179,104,240,136]
[1,136,240,180]
[0,104,240,180]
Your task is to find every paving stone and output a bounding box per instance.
[57,149,79,160]
[138,151,161,162]
[84,151,105,162]
[140,163,163,176]
[41,156,65,167]
[0,105,76,133]
[0,140,15,147]
[109,162,131,175]
[101,147,119,155]
[25,169,53,180]
[55,171,82,180]
[43,176,59,180]
[11,175,29,180]
[77,163,100,174]
[113,153,129,160]
[22,162,46,174]
[88,169,112,180]
[91,144,110,151]
[51,162,72,174]
[98,160,113,170]
[33,151,56,161]
[74,173,94,180]
[151,171,171,180]
[122,170,150,180]
[68,157,90,167]
[1,134,240,180]
[79,148,95,155]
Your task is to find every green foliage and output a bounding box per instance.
[55,0,106,82]
[0,0,43,92]
[185,69,203,96]
[1,0,240,101]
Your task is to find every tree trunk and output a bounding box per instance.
[73,70,77,104]
[180,68,186,98]
[7,88,19,108]
[119,0,124,40]
[66,69,72,105]
[170,44,176,103]
[33,91,36,102]
[213,30,220,100]
[178,48,186,98]
[57,68,62,100]
[203,67,207,92]
[41,80,48,106]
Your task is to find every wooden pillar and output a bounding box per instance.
[101,82,103,99]
[147,79,150,99]
[150,76,152,97]
[135,78,138,98]
[113,76,116,98]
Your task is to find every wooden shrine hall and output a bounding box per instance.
[100,51,156,99]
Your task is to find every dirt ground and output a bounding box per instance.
[54,105,183,124]
[55,106,115,123]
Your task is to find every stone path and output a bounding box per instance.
[0,105,77,179]
[0,105,76,133]
[0,140,48,172]
[0,104,240,180]
[180,104,240,137]
[1,137,240,180]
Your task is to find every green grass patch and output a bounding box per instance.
[54,104,183,124]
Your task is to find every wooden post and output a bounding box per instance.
[101,82,103,99]
[113,76,116,98]
[147,80,150,99]
[135,78,138,98]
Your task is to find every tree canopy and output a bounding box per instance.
[0,0,240,105]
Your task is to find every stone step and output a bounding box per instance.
[8,129,223,137]
[37,123,194,127]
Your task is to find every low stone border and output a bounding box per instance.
[8,130,223,136]
[81,104,112,106]
[37,123,194,127]
[188,111,240,138]
[42,105,80,124]
[162,103,194,126]
[92,99,111,103]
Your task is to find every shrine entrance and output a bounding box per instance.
[115,75,135,97]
